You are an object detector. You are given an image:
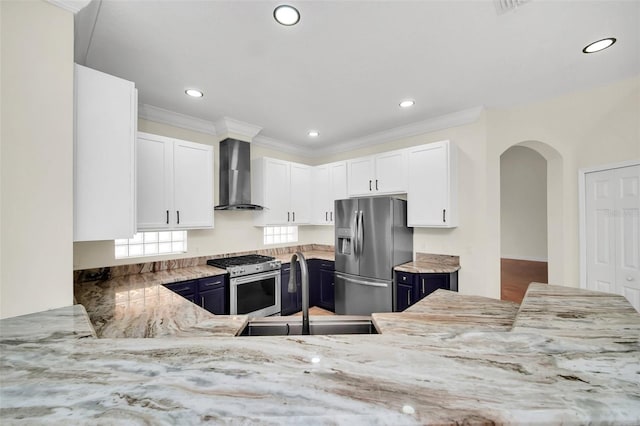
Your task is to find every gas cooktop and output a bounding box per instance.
[207,254,281,278]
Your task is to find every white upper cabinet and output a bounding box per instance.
[173,140,214,228]
[289,162,312,224]
[312,161,347,225]
[253,157,311,226]
[407,140,458,228]
[137,132,213,231]
[347,150,407,197]
[136,134,171,229]
[74,64,137,242]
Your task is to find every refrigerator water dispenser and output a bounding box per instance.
[336,228,352,255]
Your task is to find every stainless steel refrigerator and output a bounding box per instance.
[334,197,413,315]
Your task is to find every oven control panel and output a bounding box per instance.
[227,260,282,278]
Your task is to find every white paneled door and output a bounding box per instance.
[585,164,640,311]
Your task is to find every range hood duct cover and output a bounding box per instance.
[214,138,264,211]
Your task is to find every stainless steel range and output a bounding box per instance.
[207,255,281,317]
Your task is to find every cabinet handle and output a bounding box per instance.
[292,211,295,222]
[407,292,411,306]
[177,211,180,224]
[369,180,372,191]
[201,298,204,308]
[166,210,169,224]
[375,179,378,190]
[442,209,446,223]
[421,278,425,294]
[287,212,290,222]
[330,211,333,221]
[326,211,328,221]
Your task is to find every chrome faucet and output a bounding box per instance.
[289,252,310,335]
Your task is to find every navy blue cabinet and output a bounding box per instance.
[280,263,302,316]
[395,272,417,311]
[163,274,228,315]
[316,261,335,312]
[164,279,197,304]
[197,275,227,315]
[417,273,450,299]
[282,259,336,315]
[394,271,458,311]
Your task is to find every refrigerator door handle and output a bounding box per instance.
[357,210,364,257]
[353,210,359,256]
[335,272,389,288]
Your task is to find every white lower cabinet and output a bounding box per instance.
[137,132,213,231]
[347,150,407,197]
[253,158,311,226]
[406,140,458,227]
[74,64,137,242]
[312,161,347,225]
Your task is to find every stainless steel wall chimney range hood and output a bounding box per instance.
[214,138,264,210]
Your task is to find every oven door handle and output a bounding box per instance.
[231,270,280,286]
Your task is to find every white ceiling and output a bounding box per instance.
[76,0,640,155]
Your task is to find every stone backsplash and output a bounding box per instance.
[74,244,334,283]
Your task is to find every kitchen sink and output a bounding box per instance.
[238,316,378,336]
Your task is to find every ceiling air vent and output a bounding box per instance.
[494,0,531,15]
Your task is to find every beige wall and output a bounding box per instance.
[487,75,640,292]
[500,146,547,261]
[72,119,325,269]
[0,1,74,319]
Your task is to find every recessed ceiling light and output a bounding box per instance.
[582,38,616,54]
[399,99,415,108]
[308,130,319,137]
[185,89,204,98]
[274,5,300,26]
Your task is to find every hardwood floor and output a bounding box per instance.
[501,258,548,304]
[290,306,335,316]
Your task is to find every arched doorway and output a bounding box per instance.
[499,141,563,303]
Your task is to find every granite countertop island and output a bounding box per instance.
[73,247,339,338]
[74,265,248,338]
[2,281,639,424]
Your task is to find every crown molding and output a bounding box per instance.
[137,103,483,158]
[252,135,314,158]
[138,104,217,136]
[213,117,263,141]
[310,106,484,157]
[45,0,92,13]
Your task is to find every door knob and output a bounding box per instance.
[627,276,634,281]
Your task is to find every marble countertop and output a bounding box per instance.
[513,282,640,341]
[394,253,461,274]
[74,265,247,338]
[2,283,640,424]
[373,289,520,335]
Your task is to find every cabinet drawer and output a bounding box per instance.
[395,272,416,285]
[198,275,225,292]
[164,279,197,296]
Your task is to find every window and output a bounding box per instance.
[115,231,187,259]
[263,226,298,245]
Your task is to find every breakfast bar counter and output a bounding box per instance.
[2,283,639,424]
